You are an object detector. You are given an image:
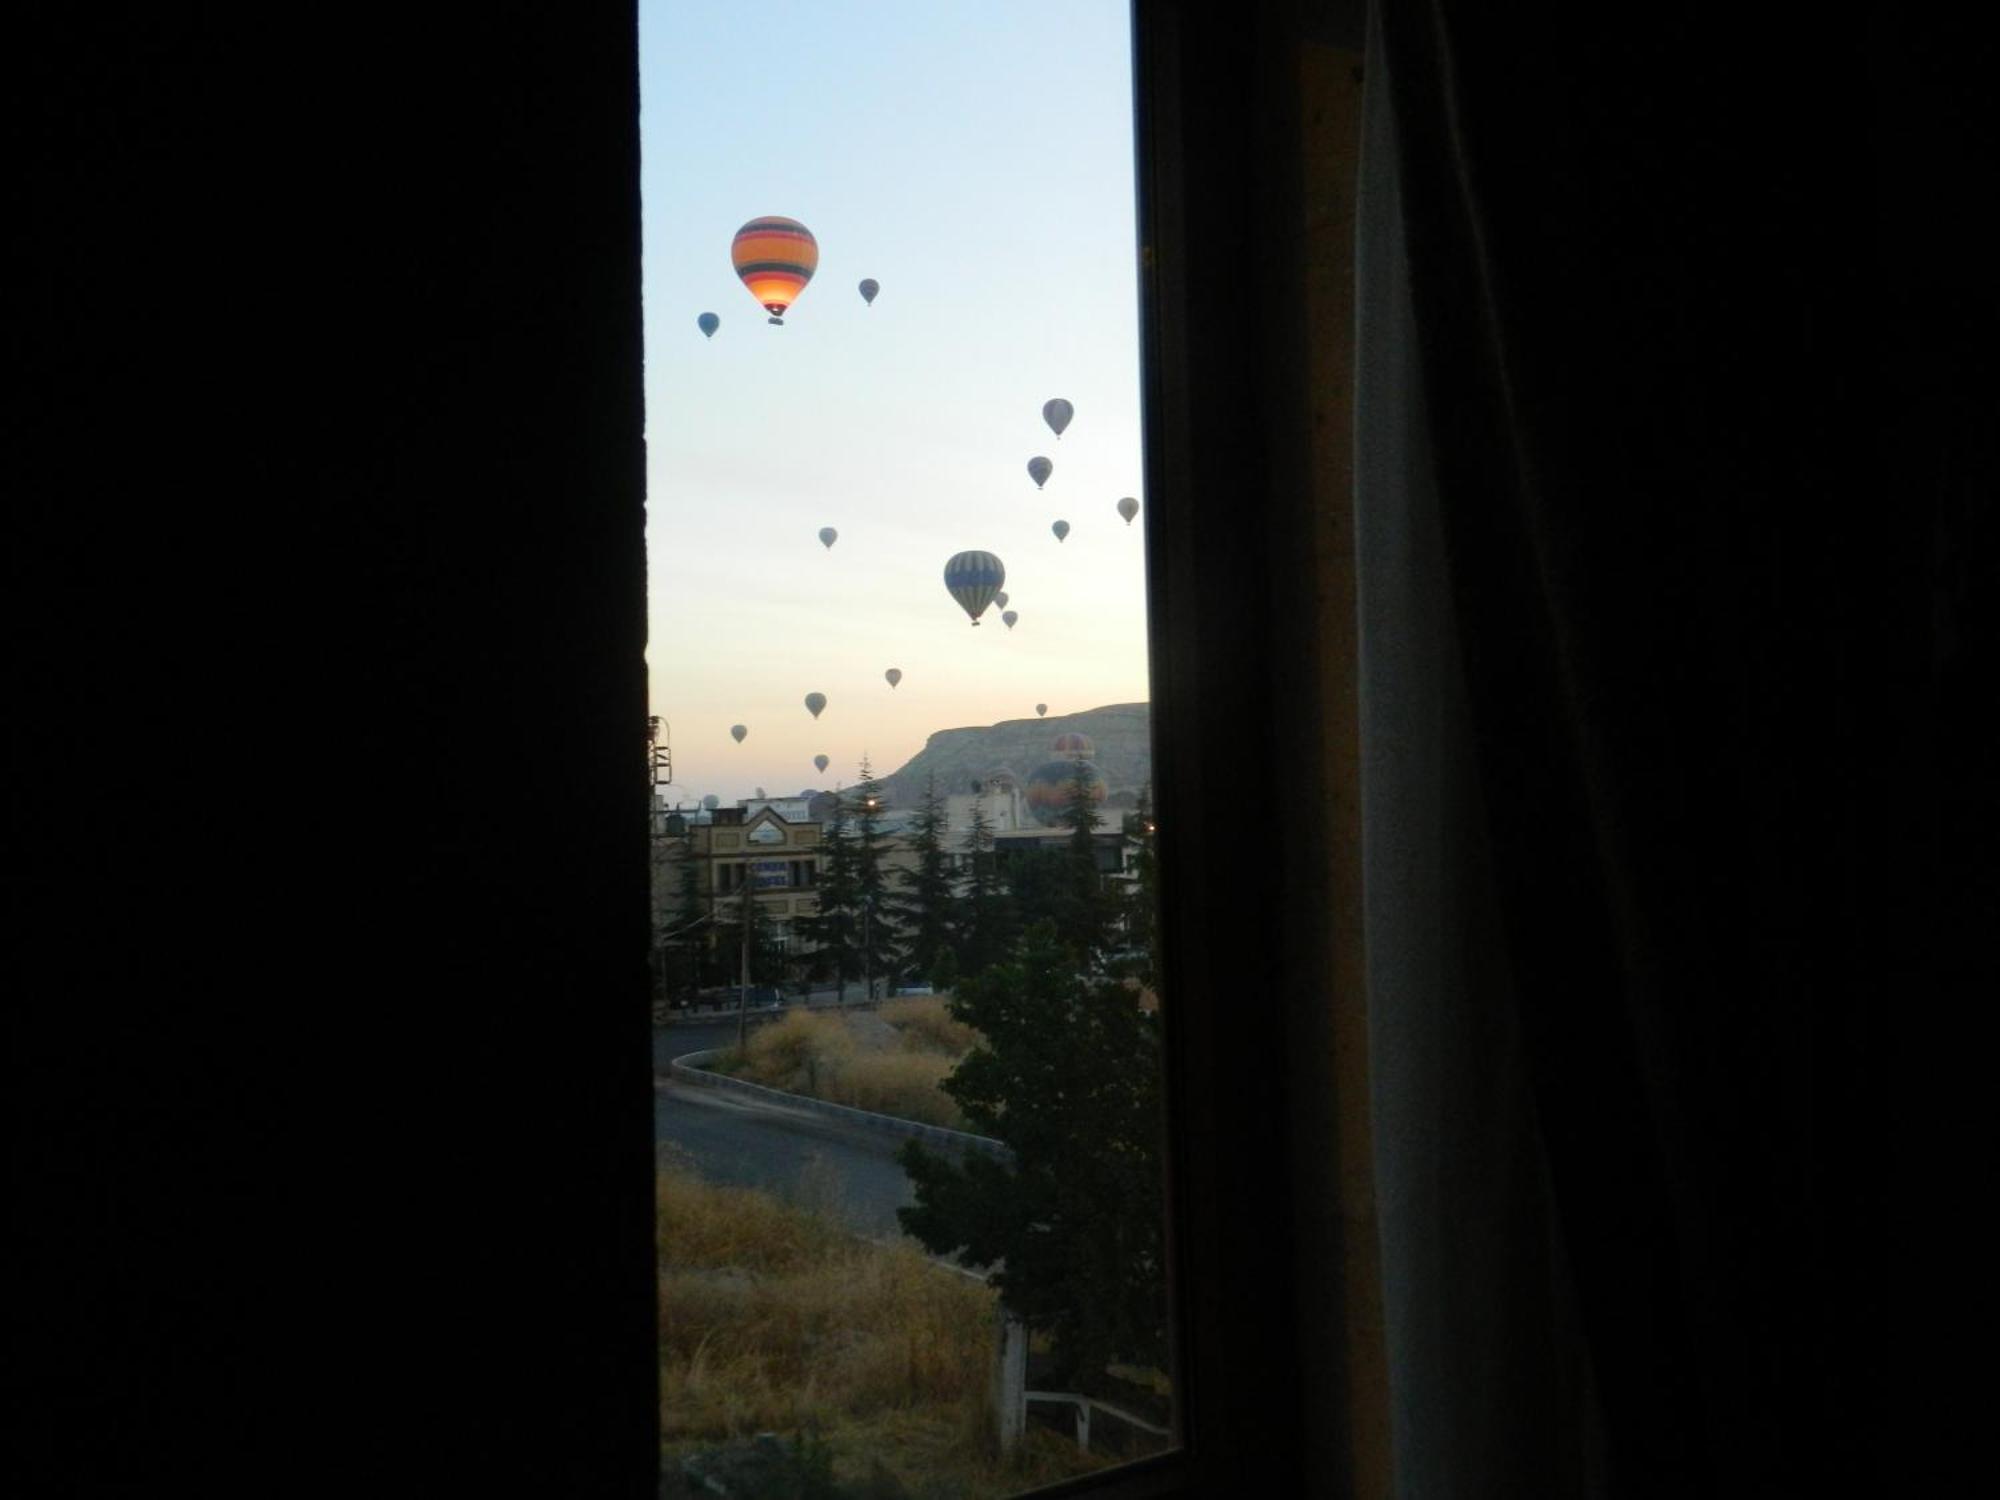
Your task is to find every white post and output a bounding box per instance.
[994,1308,1027,1455]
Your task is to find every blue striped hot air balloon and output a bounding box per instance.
[943,550,1005,626]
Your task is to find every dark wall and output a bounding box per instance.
[18,6,654,1490]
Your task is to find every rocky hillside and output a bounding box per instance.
[876,702,1153,810]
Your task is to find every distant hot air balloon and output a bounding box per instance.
[1028,456,1052,489]
[755,786,767,799]
[1002,610,1019,629]
[804,692,827,719]
[1025,759,1107,826]
[702,794,720,810]
[884,668,902,688]
[994,590,1009,609]
[819,527,838,549]
[1036,704,1048,717]
[813,754,830,774]
[858,278,879,305]
[1042,398,1074,438]
[1117,496,1140,525]
[1052,520,1070,542]
[943,550,1005,625]
[730,724,748,744]
[731,216,818,325]
[697,312,719,338]
[1053,732,1096,757]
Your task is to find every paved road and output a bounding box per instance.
[653,1020,934,1244]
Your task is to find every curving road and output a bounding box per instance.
[653,1019,931,1244]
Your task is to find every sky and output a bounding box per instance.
[640,0,1151,806]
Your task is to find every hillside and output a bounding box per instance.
[876,702,1153,811]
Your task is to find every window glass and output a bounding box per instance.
[644,4,1175,1493]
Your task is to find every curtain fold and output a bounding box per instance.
[1355,2,1877,1493]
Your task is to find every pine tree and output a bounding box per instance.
[802,790,860,1002]
[849,759,899,997]
[1057,757,1109,963]
[898,923,1168,1391]
[955,798,1011,979]
[888,772,955,985]
[1120,784,1160,990]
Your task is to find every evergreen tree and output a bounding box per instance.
[897,923,1168,1391]
[955,799,1011,979]
[888,772,955,984]
[1056,758,1110,962]
[802,791,860,1002]
[1120,784,1160,990]
[715,863,783,987]
[849,759,899,997]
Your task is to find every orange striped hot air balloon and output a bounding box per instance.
[731,216,819,324]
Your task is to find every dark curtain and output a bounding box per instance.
[1355,3,1976,1495]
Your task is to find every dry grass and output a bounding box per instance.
[658,1167,1116,1497]
[877,995,981,1057]
[715,1008,971,1130]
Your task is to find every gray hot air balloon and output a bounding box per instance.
[944,550,1005,625]
[1002,610,1019,629]
[1036,704,1048,717]
[818,526,838,549]
[858,278,879,305]
[702,793,720,810]
[1028,456,1052,489]
[1117,496,1139,525]
[1052,520,1070,542]
[1042,398,1074,438]
[884,668,902,688]
[755,786,766,799]
[813,754,829,774]
[994,590,1009,609]
[804,692,827,719]
[730,724,748,743]
[697,312,719,338]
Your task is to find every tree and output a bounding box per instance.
[715,865,783,988]
[954,799,1011,979]
[849,759,899,997]
[888,772,955,985]
[897,924,1168,1391]
[1119,784,1160,989]
[801,791,860,1002]
[1056,758,1111,962]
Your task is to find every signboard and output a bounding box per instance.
[750,859,791,890]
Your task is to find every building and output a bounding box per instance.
[652,803,821,991]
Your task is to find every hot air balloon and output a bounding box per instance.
[1053,732,1096,757]
[730,724,748,744]
[943,550,1005,625]
[1117,496,1140,525]
[813,754,830,774]
[1028,456,1052,489]
[1052,520,1070,542]
[1002,610,1019,629]
[702,794,721,810]
[884,668,902,688]
[1036,704,1048,717]
[804,692,826,719]
[994,590,1009,609]
[858,278,879,305]
[731,216,818,325]
[697,312,719,338]
[1042,398,1074,438]
[819,526,838,549]
[1025,759,1108,827]
[755,786,767,799]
